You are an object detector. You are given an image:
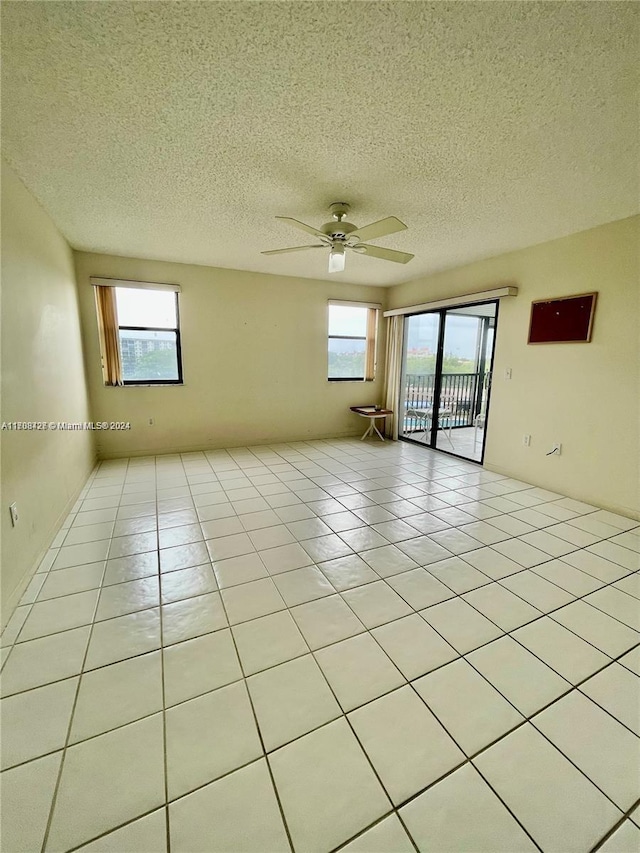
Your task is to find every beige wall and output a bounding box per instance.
[1,161,95,624]
[74,252,386,457]
[388,216,640,518]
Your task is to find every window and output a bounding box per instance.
[328,302,378,381]
[115,288,182,384]
[93,279,183,385]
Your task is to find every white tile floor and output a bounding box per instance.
[1,438,639,853]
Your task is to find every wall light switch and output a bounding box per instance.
[504,368,512,380]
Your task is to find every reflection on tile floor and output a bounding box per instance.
[1,438,639,852]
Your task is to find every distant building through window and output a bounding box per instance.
[115,287,183,384]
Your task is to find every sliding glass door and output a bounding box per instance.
[399,301,497,463]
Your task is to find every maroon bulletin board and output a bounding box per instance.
[528,292,597,344]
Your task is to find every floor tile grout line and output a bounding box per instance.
[211,547,297,853]
[464,625,640,752]
[502,577,639,648]
[31,492,638,583]
[329,808,415,853]
[371,545,638,728]
[155,456,172,853]
[455,566,640,651]
[4,544,637,659]
[3,549,638,701]
[467,760,546,852]
[408,574,640,740]
[459,574,622,641]
[37,484,116,853]
[357,668,617,848]
[419,637,640,809]
[1,596,37,656]
[514,711,638,825]
[589,796,640,852]
[571,643,640,739]
[11,628,639,779]
[0,607,437,742]
[393,678,546,850]
[267,587,408,850]
[59,803,167,853]
[73,458,638,537]
[57,509,635,581]
[330,705,541,853]
[260,536,552,853]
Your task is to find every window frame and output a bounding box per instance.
[327,301,378,382]
[117,289,184,386]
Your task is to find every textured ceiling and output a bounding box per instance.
[2,2,638,286]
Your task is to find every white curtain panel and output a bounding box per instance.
[383,314,404,439]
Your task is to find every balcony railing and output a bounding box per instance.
[403,372,484,431]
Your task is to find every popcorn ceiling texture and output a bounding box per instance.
[1,1,638,286]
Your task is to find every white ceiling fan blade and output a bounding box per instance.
[348,216,407,243]
[275,216,328,240]
[352,243,415,264]
[262,245,326,255]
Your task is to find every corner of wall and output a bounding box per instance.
[1,162,97,628]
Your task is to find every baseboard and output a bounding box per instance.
[95,428,369,460]
[483,461,640,522]
[1,453,99,630]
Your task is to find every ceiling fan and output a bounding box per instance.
[262,202,415,273]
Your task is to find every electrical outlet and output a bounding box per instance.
[9,503,18,527]
[148,418,154,426]
[547,443,562,457]
[523,434,531,447]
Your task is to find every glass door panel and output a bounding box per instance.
[434,304,496,460]
[399,313,440,444]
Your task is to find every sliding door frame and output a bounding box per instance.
[398,298,500,465]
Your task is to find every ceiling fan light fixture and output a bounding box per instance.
[328,243,346,273]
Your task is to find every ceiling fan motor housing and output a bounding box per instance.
[320,222,357,241]
[322,203,358,241]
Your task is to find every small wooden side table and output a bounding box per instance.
[350,406,394,441]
